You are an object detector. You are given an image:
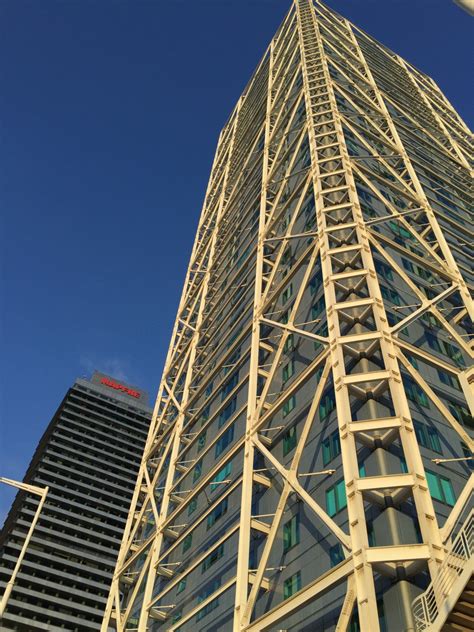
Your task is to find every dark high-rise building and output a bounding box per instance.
[103,2,473,631]
[0,372,152,631]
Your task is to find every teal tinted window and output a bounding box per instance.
[196,598,219,621]
[326,479,347,517]
[319,392,336,421]
[221,372,239,401]
[193,460,202,482]
[202,544,224,573]
[326,486,337,517]
[219,397,237,427]
[199,405,210,425]
[335,479,346,510]
[224,347,241,374]
[207,498,228,530]
[438,370,460,390]
[311,295,325,319]
[283,571,301,599]
[322,430,341,465]
[211,462,232,492]
[380,285,402,306]
[282,284,293,304]
[172,611,182,624]
[283,395,296,417]
[182,534,192,553]
[322,439,332,466]
[426,470,455,506]
[427,427,442,453]
[330,543,344,567]
[405,380,430,408]
[197,431,207,452]
[283,334,294,353]
[440,478,456,506]
[283,426,297,456]
[375,260,394,281]
[196,579,221,621]
[283,514,300,552]
[449,402,473,427]
[282,246,292,266]
[282,360,295,382]
[215,424,234,458]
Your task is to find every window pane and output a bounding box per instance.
[440,477,455,506]
[198,431,207,452]
[322,438,331,466]
[283,515,299,552]
[215,424,235,458]
[329,544,344,567]
[428,428,442,453]
[326,487,336,517]
[336,480,347,511]
[283,360,294,382]
[219,397,237,427]
[426,471,443,502]
[284,334,294,353]
[283,426,297,456]
[283,395,296,417]
[283,571,301,599]
[183,534,192,553]
[211,462,232,491]
[193,460,203,482]
[414,422,427,448]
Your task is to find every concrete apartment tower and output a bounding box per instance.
[0,373,152,630]
[103,2,473,631]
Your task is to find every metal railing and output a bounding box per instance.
[412,509,473,631]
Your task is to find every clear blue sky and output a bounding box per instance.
[1,0,472,521]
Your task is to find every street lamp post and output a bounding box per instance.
[0,477,49,618]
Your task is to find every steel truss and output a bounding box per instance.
[102,2,473,631]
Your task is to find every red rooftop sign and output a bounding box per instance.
[100,377,141,399]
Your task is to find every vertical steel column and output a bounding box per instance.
[335,13,447,579]
[295,2,379,627]
[296,1,447,628]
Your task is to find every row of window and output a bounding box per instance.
[325,469,456,518]
[187,463,233,518]
[176,569,304,624]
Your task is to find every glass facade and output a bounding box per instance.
[104,2,473,631]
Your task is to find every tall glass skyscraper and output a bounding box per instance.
[0,373,152,630]
[103,2,473,631]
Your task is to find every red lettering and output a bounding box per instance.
[100,377,141,399]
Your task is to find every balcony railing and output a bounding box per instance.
[412,509,473,631]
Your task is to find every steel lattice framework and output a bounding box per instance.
[102,2,473,631]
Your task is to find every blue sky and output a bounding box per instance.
[1,0,472,521]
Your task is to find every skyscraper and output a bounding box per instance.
[0,373,152,630]
[103,2,473,631]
